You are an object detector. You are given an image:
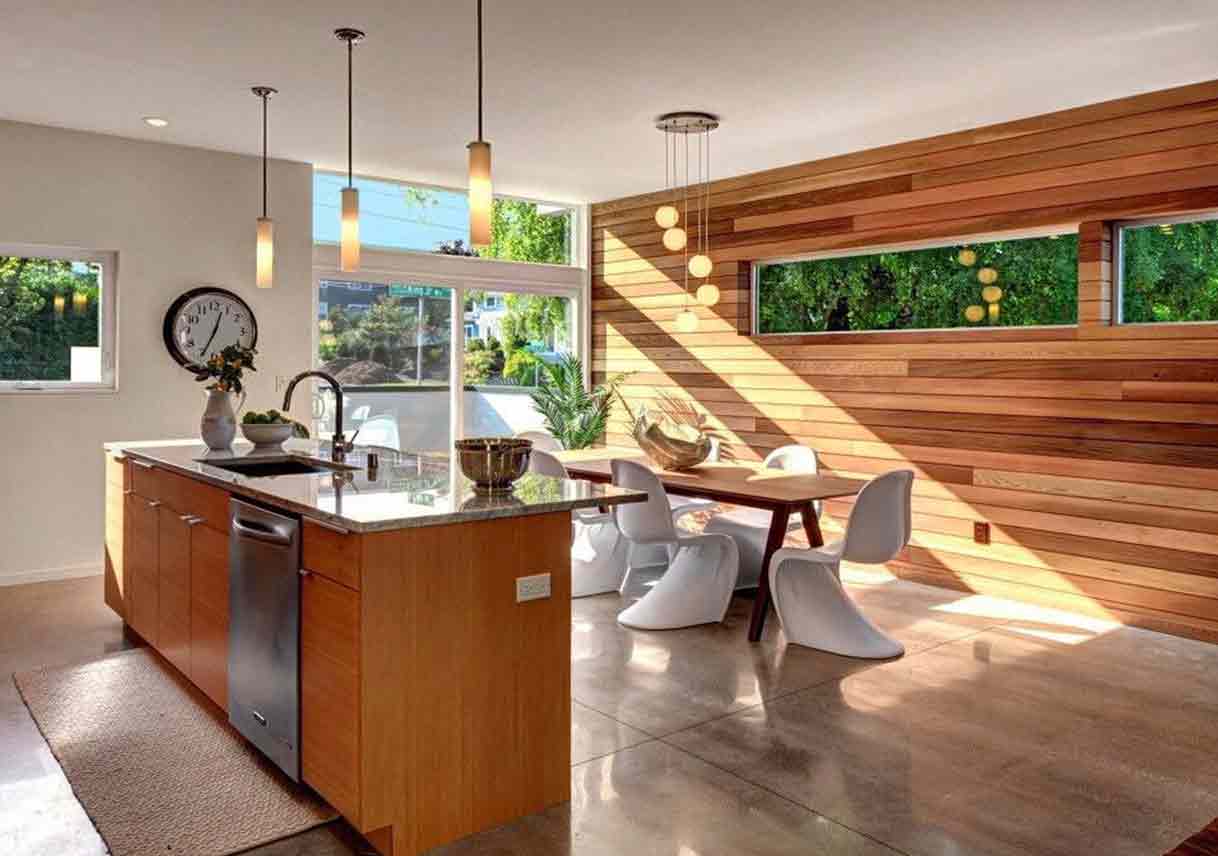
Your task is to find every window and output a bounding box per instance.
[1117,214,1218,324]
[313,172,575,265]
[753,233,1078,335]
[0,246,115,391]
[463,291,574,388]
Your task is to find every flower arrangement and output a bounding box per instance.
[194,344,257,394]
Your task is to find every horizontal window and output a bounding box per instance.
[753,233,1078,335]
[1117,214,1218,324]
[313,172,574,265]
[0,247,115,391]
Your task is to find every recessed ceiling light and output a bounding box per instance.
[143,116,169,128]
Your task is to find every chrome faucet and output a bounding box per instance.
[282,370,358,461]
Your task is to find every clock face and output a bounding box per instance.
[163,287,258,369]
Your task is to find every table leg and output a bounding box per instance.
[800,503,824,548]
[747,505,792,642]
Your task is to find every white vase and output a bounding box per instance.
[200,388,239,450]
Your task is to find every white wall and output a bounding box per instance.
[0,121,314,583]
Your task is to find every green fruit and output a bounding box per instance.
[242,412,257,424]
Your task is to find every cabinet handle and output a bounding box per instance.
[131,459,156,470]
[310,518,350,536]
[124,489,135,496]
[147,500,162,508]
[298,568,312,578]
[180,514,205,526]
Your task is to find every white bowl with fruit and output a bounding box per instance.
[240,409,295,448]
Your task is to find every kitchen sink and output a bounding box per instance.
[201,456,355,478]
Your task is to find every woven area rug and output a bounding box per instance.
[13,647,335,856]
[1167,818,1218,855]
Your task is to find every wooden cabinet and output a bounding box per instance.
[106,453,231,709]
[301,571,361,825]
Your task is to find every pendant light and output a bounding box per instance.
[467,0,492,248]
[252,86,277,289]
[335,28,365,272]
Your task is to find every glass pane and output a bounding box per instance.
[755,233,1078,334]
[462,291,574,438]
[1120,219,1218,323]
[0,255,103,382]
[312,172,573,264]
[317,279,452,453]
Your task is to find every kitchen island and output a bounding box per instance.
[102,439,645,856]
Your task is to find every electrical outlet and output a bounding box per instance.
[516,573,552,603]
[974,522,991,545]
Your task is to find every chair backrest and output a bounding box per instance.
[610,459,677,544]
[516,430,564,452]
[841,470,914,564]
[528,449,568,479]
[762,444,818,474]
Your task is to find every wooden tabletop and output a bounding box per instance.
[555,447,865,509]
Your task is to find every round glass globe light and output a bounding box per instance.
[981,285,1003,304]
[689,254,713,278]
[977,267,999,285]
[696,283,721,306]
[675,309,699,333]
[964,305,986,323]
[655,205,679,229]
[662,227,687,252]
[957,249,977,267]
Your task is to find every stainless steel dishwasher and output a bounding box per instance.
[228,497,302,781]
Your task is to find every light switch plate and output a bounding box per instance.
[516,573,552,603]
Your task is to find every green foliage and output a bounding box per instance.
[503,349,544,386]
[195,344,256,394]
[1122,221,1218,322]
[486,199,570,264]
[757,235,1079,333]
[500,293,568,352]
[0,257,100,380]
[464,336,505,384]
[528,355,629,449]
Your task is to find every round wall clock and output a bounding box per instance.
[163,287,258,369]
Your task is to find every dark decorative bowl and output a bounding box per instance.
[454,437,533,494]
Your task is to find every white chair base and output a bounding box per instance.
[769,546,904,659]
[618,533,740,630]
[572,513,631,598]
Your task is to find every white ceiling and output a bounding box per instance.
[3,1,1218,204]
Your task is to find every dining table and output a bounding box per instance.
[554,447,866,641]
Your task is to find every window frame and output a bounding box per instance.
[1113,211,1218,326]
[312,169,581,267]
[748,227,1080,339]
[312,243,587,444]
[0,243,118,394]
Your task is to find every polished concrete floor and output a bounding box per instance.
[3,571,1217,855]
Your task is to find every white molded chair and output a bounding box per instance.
[631,436,722,571]
[516,429,564,452]
[704,445,821,589]
[530,450,629,597]
[611,459,739,630]
[768,469,914,659]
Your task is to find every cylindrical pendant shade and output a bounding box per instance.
[340,187,360,272]
[988,301,1000,323]
[468,140,492,248]
[255,217,274,289]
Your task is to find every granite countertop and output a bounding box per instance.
[105,439,646,533]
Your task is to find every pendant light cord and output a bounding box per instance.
[476,0,484,141]
[347,36,354,187]
[261,92,269,217]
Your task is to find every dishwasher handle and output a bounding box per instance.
[232,517,294,547]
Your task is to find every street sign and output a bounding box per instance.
[389,283,449,299]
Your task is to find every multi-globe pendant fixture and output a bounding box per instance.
[959,248,1004,324]
[252,86,277,289]
[335,27,365,272]
[467,0,493,248]
[654,112,720,333]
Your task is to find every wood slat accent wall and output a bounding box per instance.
[590,79,1218,643]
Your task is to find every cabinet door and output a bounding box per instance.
[157,509,192,676]
[190,523,230,709]
[127,495,160,646]
[301,571,361,825]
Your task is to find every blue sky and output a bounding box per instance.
[313,172,471,252]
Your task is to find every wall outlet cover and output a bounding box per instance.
[516,573,552,603]
[974,522,991,545]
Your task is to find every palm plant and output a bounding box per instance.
[528,354,628,449]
